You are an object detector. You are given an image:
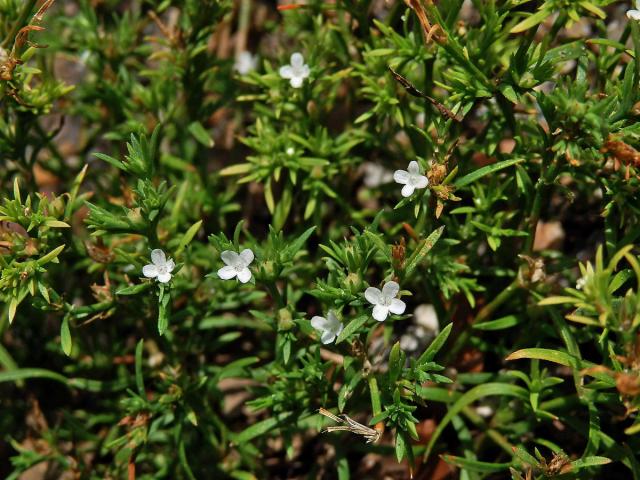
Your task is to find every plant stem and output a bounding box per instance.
[266,281,284,308]
[523,158,559,254]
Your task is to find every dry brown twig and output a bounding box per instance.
[318,408,381,443]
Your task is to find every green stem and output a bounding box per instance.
[523,156,559,253]
[266,281,285,308]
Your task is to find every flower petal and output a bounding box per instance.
[364,287,383,305]
[320,331,336,344]
[382,281,400,298]
[334,322,344,337]
[407,161,420,175]
[290,76,304,88]
[290,52,304,68]
[326,311,341,329]
[279,65,293,79]
[221,250,240,266]
[142,264,158,278]
[239,249,254,266]
[389,298,406,315]
[217,265,237,280]
[311,315,329,331]
[299,64,310,79]
[629,9,640,20]
[401,184,415,197]
[165,259,175,273]
[411,175,429,189]
[393,169,409,184]
[157,272,172,283]
[372,305,389,322]
[151,249,166,265]
[236,267,252,284]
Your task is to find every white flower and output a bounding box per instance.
[576,276,587,290]
[365,281,406,322]
[279,52,310,88]
[217,249,254,283]
[628,1,640,20]
[143,249,175,283]
[393,161,429,197]
[234,51,258,75]
[286,147,295,156]
[311,311,344,344]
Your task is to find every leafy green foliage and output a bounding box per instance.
[1,1,640,478]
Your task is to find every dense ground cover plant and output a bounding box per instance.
[2,0,640,478]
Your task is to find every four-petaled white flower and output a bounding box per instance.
[143,249,175,283]
[311,311,344,344]
[365,281,406,322]
[234,51,258,75]
[218,249,254,283]
[279,52,310,88]
[393,161,429,197]
[628,0,640,20]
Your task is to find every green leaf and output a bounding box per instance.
[135,339,145,396]
[272,183,293,231]
[454,159,524,188]
[158,286,171,335]
[510,9,552,34]
[116,283,152,296]
[512,446,540,467]
[388,342,404,383]
[578,1,605,19]
[61,315,72,356]
[8,297,18,324]
[220,163,252,176]
[395,430,407,462]
[0,368,69,385]
[217,357,260,381]
[188,121,214,147]
[364,231,392,261]
[13,177,21,203]
[36,244,66,266]
[404,226,445,277]
[336,455,350,480]
[43,219,70,228]
[442,455,512,473]
[473,315,521,331]
[93,152,124,170]
[176,219,203,256]
[571,456,612,470]
[417,323,452,364]
[506,348,576,366]
[336,315,369,344]
[233,412,293,444]
[538,296,581,306]
[284,226,316,258]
